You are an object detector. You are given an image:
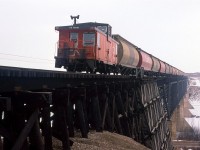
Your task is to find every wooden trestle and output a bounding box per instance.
[0,66,188,150]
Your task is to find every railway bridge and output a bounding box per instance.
[0,66,188,150]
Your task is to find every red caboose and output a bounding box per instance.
[55,19,118,73]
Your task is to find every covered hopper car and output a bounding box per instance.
[55,17,184,76]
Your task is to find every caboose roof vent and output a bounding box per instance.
[70,15,79,25]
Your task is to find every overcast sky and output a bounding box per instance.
[0,0,200,73]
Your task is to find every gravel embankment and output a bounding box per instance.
[53,131,150,150]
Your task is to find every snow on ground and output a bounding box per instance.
[186,102,200,132]
[186,77,200,132]
[185,118,200,132]
[189,101,200,116]
[188,78,200,102]
[190,77,200,87]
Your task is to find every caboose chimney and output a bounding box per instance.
[70,15,79,25]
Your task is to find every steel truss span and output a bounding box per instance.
[0,66,188,150]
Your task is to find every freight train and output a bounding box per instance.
[55,16,184,76]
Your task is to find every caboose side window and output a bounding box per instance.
[97,33,100,47]
[83,33,95,46]
[97,26,107,34]
[70,32,78,41]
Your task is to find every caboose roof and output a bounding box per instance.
[55,22,111,30]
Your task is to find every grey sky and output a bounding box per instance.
[0,0,200,73]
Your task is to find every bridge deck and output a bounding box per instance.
[0,66,132,92]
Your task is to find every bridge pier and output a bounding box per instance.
[167,93,193,140]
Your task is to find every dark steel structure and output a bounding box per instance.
[0,66,188,150]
